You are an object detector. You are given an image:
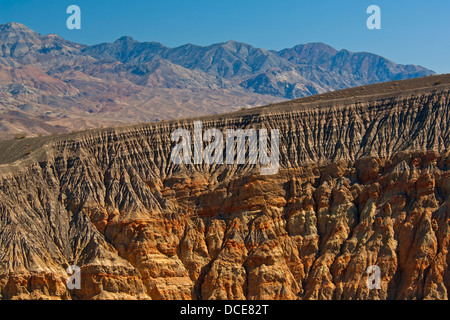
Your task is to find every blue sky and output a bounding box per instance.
[0,0,449,73]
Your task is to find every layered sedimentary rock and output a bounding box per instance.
[0,76,449,300]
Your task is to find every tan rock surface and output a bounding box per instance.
[0,76,449,299]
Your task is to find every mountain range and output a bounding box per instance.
[0,22,435,138]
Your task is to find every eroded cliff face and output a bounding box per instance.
[0,83,449,300]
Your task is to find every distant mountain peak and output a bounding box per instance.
[115,36,138,44]
[278,42,338,65]
[0,22,436,100]
[45,33,62,39]
[222,39,253,49]
[0,21,438,140]
[0,22,85,58]
[296,42,336,50]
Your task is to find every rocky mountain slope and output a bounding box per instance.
[0,22,434,139]
[0,74,449,300]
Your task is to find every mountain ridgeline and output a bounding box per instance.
[83,37,433,97]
